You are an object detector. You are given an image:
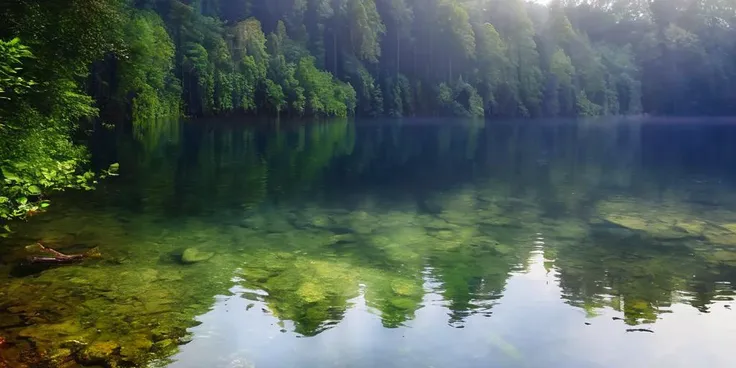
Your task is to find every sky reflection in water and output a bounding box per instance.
[172,249,735,368]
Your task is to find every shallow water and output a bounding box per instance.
[1,118,736,367]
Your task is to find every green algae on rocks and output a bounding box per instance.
[180,248,214,264]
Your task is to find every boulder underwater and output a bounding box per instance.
[180,248,214,264]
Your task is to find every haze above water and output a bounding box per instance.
[1,118,735,368]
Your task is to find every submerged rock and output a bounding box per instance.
[594,199,736,248]
[704,225,736,246]
[76,341,119,365]
[45,348,74,367]
[180,248,214,264]
[153,338,176,353]
[118,334,153,363]
[705,250,736,265]
[721,223,736,233]
[599,200,736,246]
[675,219,708,236]
[602,214,693,240]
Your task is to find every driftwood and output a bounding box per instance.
[0,337,6,368]
[28,243,92,264]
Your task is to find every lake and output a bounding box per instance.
[1,118,735,368]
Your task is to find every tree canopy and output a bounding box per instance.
[4,0,736,121]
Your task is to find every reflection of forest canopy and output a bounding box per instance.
[122,119,736,331]
[111,119,355,215]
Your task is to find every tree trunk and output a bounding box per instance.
[333,31,338,77]
[396,29,401,78]
[449,57,453,83]
[429,30,434,80]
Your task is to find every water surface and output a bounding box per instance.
[1,118,735,367]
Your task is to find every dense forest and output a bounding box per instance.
[2,0,736,226]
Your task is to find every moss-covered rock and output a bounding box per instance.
[345,210,376,234]
[118,334,153,364]
[599,200,736,245]
[605,214,643,231]
[701,224,736,246]
[47,349,78,368]
[17,320,91,345]
[180,248,214,264]
[706,250,736,265]
[603,214,690,239]
[596,200,703,240]
[76,341,119,365]
[675,219,708,236]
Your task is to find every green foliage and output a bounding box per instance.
[13,0,734,120]
[544,48,576,116]
[436,0,475,81]
[295,57,356,117]
[264,78,286,113]
[473,23,510,113]
[396,74,414,115]
[117,11,180,123]
[383,77,403,117]
[0,38,35,102]
[550,49,575,88]
[435,79,484,118]
[238,55,265,112]
[484,0,543,116]
[347,0,386,63]
[0,1,134,234]
[344,60,383,117]
[575,90,603,117]
[0,32,118,234]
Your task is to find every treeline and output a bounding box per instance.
[132,0,736,118]
[6,1,736,123]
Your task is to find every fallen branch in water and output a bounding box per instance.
[28,243,88,264]
[626,328,654,333]
[0,338,6,368]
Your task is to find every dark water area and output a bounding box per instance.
[1,118,736,367]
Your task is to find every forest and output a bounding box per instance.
[2,0,736,225]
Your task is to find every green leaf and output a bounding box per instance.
[17,197,27,205]
[0,196,8,204]
[28,185,42,195]
[2,169,20,182]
